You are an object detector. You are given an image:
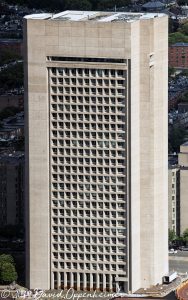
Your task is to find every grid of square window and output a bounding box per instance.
[49,66,128,290]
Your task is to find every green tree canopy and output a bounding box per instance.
[169,229,176,242]
[183,228,188,240]
[169,67,175,77]
[0,106,20,121]
[0,63,23,91]
[64,0,92,10]
[97,0,131,10]
[0,49,21,66]
[169,32,188,44]
[0,254,14,266]
[177,0,188,5]
[179,91,188,103]
[0,262,17,284]
[169,124,187,153]
[179,22,188,36]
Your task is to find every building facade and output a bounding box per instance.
[168,165,180,236]
[169,43,188,69]
[178,142,188,235]
[24,11,168,292]
[0,152,24,226]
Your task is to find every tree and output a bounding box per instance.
[181,69,188,77]
[183,228,188,241]
[0,254,14,266]
[64,0,92,10]
[0,106,20,121]
[169,32,188,44]
[0,49,21,66]
[177,0,188,5]
[169,229,176,242]
[0,263,17,284]
[97,0,131,10]
[0,63,23,91]
[169,124,187,153]
[0,254,17,284]
[168,67,175,77]
[179,22,188,36]
[179,91,188,103]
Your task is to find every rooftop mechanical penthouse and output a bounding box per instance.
[24,11,168,293]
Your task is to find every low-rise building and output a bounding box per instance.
[169,43,188,69]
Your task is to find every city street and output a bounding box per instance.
[169,251,188,273]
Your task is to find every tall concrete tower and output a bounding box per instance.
[24,11,168,293]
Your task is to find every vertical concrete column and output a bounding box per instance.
[51,272,54,289]
[109,275,113,291]
[77,273,80,291]
[83,273,87,291]
[103,274,106,291]
[90,273,93,290]
[116,282,119,293]
[57,272,60,289]
[70,272,74,288]
[96,273,100,291]
[64,273,67,290]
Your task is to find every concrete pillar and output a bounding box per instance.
[70,272,74,288]
[109,274,113,292]
[51,272,54,289]
[64,273,67,290]
[83,273,87,291]
[96,273,100,291]
[77,273,80,291]
[103,274,106,291]
[90,273,93,290]
[57,272,60,289]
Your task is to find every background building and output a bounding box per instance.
[24,11,168,292]
[178,142,188,234]
[169,43,188,69]
[168,164,180,235]
[0,39,23,56]
[0,151,24,226]
[168,143,188,237]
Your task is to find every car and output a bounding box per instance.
[179,246,188,251]
[169,248,177,254]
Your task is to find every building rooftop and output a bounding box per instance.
[0,151,24,164]
[171,42,188,47]
[142,1,166,9]
[182,141,188,147]
[24,10,166,22]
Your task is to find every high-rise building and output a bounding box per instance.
[24,11,168,293]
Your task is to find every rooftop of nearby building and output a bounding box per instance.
[142,1,166,9]
[182,141,188,147]
[0,151,24,164]
[24,10,166,22]
[171,42,188,47]
[0,38,22,44]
